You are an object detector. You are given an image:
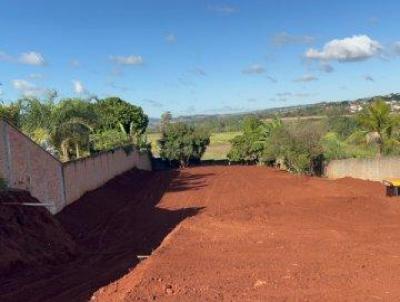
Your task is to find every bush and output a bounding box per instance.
[158,122,210,167]
[90,129,130,151]
[227,116,265,163]
[321,132,348,161]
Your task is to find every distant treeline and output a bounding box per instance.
[148,93,400,133]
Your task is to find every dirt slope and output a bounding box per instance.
[0,191,76,277]
[2,166,400,301]
[0,169,194,302]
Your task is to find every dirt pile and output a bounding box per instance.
[0,190,77,277]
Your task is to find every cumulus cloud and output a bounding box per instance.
[0,50,47,66]
[305,35,382,62]
[272,32,314,47]
[208,4,238,15]
[19,51,47,66]
[110,55,144,65]
[242,64,265,75]
[294,74,318,82]
[12,79,47,96]
[73,80,86,94]
[165,33,176,43]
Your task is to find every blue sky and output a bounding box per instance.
[1,0,400,118]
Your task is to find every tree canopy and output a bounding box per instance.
[158,122,210,167]
[0,96,149,161]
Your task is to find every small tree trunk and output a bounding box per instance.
[180,159,186,168]
[377,138,384,157]
[75,143,80,159]
[61,142,70,162]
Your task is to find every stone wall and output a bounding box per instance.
[0,119,152,213]
[325,157,400,181]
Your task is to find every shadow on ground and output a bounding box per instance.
[0,168,206,302]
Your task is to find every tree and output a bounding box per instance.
[160,111,172,133]
[227,116,272,164]
[357,98,399,156]
[158,122,210,167]
[0,102,21,126]
[19,97,97,161]
[94,97,148,139]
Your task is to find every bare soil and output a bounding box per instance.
[0,191,76,277]
[2,166,400,301]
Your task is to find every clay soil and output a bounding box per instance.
[2,166,400,301]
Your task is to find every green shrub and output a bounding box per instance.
[158,122,210,167]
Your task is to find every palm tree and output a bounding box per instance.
[20,98,96,161]
[53,118,93,161]
[357,98,399,156]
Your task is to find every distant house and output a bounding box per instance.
[349,103,363,113]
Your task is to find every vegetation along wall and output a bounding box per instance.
[325,157,400,181]
[0,119,152,214]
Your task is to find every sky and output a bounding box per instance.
[1,0,400,118]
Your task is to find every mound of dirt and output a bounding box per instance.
[0,190,77,277]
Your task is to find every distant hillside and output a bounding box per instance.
[148,93,400,132]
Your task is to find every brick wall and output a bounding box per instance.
[0,119,152,213]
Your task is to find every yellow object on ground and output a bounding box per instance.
[383,179,400,187]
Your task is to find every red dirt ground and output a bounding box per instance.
[0,191,76,277]
[2,166,400,301]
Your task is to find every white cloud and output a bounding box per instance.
[165,33,176,43]
[110,55,144,65]
[0,50,47,65]
[272,32,314,47]
[242,64,265,75]
[294,74,318,82]
[0,88,3,96]
[12,79,47,96]
[305,35,382,62]
[208,5,238,15]
[73,80,86,94]
[19,51,46,66]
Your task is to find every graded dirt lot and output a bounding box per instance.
[2,166,400,301]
